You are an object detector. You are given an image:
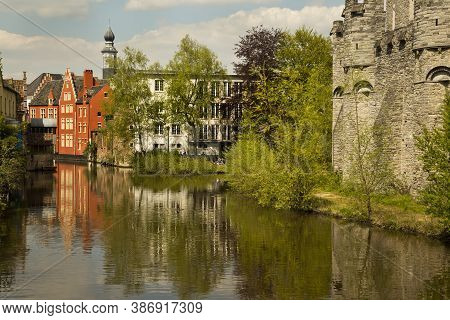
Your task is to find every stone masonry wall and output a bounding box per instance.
[331,0,450,193]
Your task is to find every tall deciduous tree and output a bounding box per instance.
[165,35,225,155]
[233,26,283,140]
[105,47,163,156]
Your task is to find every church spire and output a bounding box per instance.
[101,23,118,80]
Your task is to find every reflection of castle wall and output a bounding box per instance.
[331,221,450,299]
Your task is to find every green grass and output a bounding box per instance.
[314,190,449,239]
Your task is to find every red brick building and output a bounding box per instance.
[29,69,109,156]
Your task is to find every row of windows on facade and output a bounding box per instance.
[154,124,233,140]
[31,106,102,119]
[201,103,242,119]
[60,134,88,150]
[60,118,102,130]
[153,79,243,98]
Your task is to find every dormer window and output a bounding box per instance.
[48,98,54,105]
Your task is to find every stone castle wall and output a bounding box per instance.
[331,0,450,192]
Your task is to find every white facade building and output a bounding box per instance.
[136,74,244,159]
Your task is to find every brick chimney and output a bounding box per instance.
[83,69,94,90]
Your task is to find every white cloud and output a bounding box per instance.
[123,6,344,71]
[0,6,343,80]
[125,0,278,10]
[0,29,103,80]
[0,0,103,17]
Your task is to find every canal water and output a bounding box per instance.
[0,162,449,299]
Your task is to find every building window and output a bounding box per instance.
[154,123,164,135]
[211,125,219,140]
[211,103,220,119]
[222,125,231,141]
[48,98,53,105]
[211,82,220,97]
[221,104,230,119]
[31,108,36,118]
[54,108,58,119]
[79,123,82,133]
[61,135,66,147]
[199,125,208,140]
[49,108,54,119]
[155,80,164,92]
[40,109,46,118]
[201,106,208,119]
[61,118,65,130]
[104,92,109,98]
[97,122,102,129]
[224,82,232,97]
[171,124,181,135]
[97,112,101,117]
[78,139,82,151]
[233,82,242,96]
[61,105,65,113]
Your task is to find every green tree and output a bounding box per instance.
[416,94,450,222]
[233,26,283,141]
[104,47,164,157]
[0,116,25,210]
[165,35,225,155]
[226,28,333,210]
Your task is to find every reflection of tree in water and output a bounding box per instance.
[101,175,235,298]
[331,221,450,299]
[225,197,332,299]
[0,210,27,294]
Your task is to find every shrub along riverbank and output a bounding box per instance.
[224,27,449,239]
[134,151,224,176]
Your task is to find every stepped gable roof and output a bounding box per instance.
[30,79,63,106]
[27,73,63,97]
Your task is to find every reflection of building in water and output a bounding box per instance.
[55,162,104,252]
[330,221,450,299]
[104,179,235,298]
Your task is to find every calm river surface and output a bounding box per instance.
[0,162,449,299]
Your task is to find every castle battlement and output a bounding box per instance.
[331,0,450,192]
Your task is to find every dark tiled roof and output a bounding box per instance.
[76,85,106,104]
[30,80,63,106]
[27,73,63,97]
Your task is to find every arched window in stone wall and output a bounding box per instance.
[426,66,450,84]
[353,81,373,94]
[333,86,344,98]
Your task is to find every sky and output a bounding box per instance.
[0,0,344,81]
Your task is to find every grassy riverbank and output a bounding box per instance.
[313,191,449,240]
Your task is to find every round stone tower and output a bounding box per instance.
[413,0,450,50]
